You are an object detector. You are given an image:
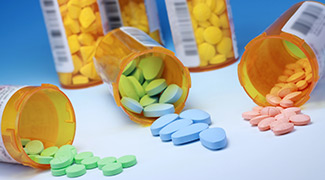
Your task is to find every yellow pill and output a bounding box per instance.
[67,2,81,19]
[277,75,288,83]
[226,52,234,58]
[67,0,80,7]
[296,58,308,66]
[203,26,222,45]
[80,46,95,63]
[65,27,72,37]
[58,0,68,6]
[216,37,232,55]
[59,73,72,85]
[206,0,216,11]
[193,3,211,22]
[72,55,83,74]
[209,14,221,27]
[283,69,294,76]
[80,62,100,79]
[285,63,301,70]
[296,80,308,90]
[72,75,89,85]
[198,43,216,61]
[191,18,198,29]
[64,16,80,34]
[187,1,193,13]
[220,13,229,28]
[60,5,68,17]
[305,73,312,83]
[200,60,209,67]
[78,33,95,46]
[192,0,205,6]
[214,0,226,15]
[222,29,231,37]
[209,54,226,64]
[79,7,96,28]
[198,21,211,28]
[80,0,96,8]
[286,72,306,83]
[68,35,80,54]
[195,28,205,44]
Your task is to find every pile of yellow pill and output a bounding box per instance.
[188,0,235,67]
[57,0,103,86]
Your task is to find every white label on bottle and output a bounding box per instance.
[282,1,325,78]
[40,0,74,73]
[144,0,160,32]
[165,0,200,67]
[226,0,239,59]
[120,27,162,47]
[0,86,25,164]
[97,0,123,34]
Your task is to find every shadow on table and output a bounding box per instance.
[0,163,45,179]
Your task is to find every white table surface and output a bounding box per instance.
[1,62,325,180]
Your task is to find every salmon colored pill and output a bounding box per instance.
[271,122,294,135]
[285,83,298,92]
[283,69,294,76]
[275,113,285,120]
[280,99,294,108]
[252,106,263,112]
[277,87,292,98]
[296,80,308,90]
[270,86,280,96]
[260,107,281,117]
[275,106,284,112]
[286,72,305,83]
[275,83,286,88]
[278,75,288,83]
[266,94,281,106]
[258,117,276,131]
[282,109,296,119]
[289,114,311,126]
[277,117,290,123]
[242,111,260,120]
[250,115,269,126]
[283,91,302,102]
[286,63,302,70]
[285,107,301,114]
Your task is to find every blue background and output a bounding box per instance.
[0,0,323,85]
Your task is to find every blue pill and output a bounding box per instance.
[150,113,179,136]
[171,123,209,145]
[199,128,227,150]
[179,109,211,125]
[159,119,193,142]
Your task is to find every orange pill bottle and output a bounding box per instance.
[238,1,325,107]
[0,84,76,168]
[94,27,191,126]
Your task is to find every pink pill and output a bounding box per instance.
[266,94,281,106]
[277,117,289,123]
[258,117,276,131]
[271,122,294,135]
[250,115,269,126]
[285,107,301,114]
[276,106,284,112]
[274,114,285,120]
[270,121,282,130]
[261,107,281,117]
[289,114,311,126]
[282,109,297,119]
[252,106,263,113]
[280,99,294,108]
[242,111,260,120]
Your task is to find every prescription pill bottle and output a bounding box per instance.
[156,0,239,72]
[0,84,76,169]
[94,27,191,125]
[238,1,325,107]
[40,0,104,89]
[97,0,162,43]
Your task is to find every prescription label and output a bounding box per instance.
[98,0,123,34]
[120,27,162,47]
[165,0,200,67]
[0,86,25,164]
[40,0,74,73]
[282,1,325,78]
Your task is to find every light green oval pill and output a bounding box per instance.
[28,155,38,161]
[159,84,183,104]
[131,68,144,84]
[56,145,77,158]
[51,166,68,176]
[21,138,31,146]
[24,148,29,155]
[66,164,86,178]
[138,56,164,81]
[121,97,143,114]
[74,152,94,164]
[50,151,74,169]
[142,80,149,89]
[144,103,175,117]
[127,76,145,98]
[122,60,136,75]
[145,79,167,96]
[119,75,139,101]
[35,155,53,164]
[140,95,158,107]
[117,155,137,168]
[25,140,44,155]
[97,157,117,170]
[81,156,100,169]
[102,162,123,176]
[41,146,58,157]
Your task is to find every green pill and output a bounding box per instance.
[23,148,29,155]
[128,76,146,98]
[81,156,100,169]
[57,145,77,157]
[51,166,68,176]
[122,60,136,76]
[21,138,31,147]
[66,164,86,178]
[131,68,144,84]
[117,155,137,168]
[41,146,58,157]
[25,140,44,155]
[74,151,94,164]
[35,155,53,164]
[28,155,38,161]
[119,75,139,101]
[102,162,123,176]
[97,157,117,170]
[140,95,158,107]
[50,151,74,169]
[145,79,167,96]
[138,56,164,81]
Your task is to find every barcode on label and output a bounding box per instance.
[290,4,323,35]
[173,1,198,56]
[120,27,161,47]
[102,0,123,30]
[40,0,73,72]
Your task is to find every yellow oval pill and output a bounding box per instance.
[198,43,216,61]
[198,21,211,28]
[193,3,211,22]
[214,0,226,15]
[209,54,226,64]
[203,27,222,45]
[286,72,306,83]
[219,13,229,28]
[216,37,232,55]
[195,27,205,44]
[209,14,221,27]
